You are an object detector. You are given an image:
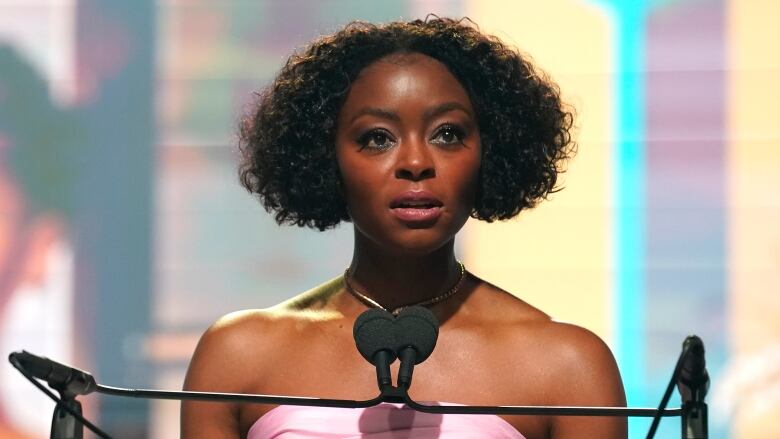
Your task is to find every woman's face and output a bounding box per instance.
[335,52,481,255]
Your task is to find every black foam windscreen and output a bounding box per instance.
[678,335,709,396]
[680,336,705,377]
[9,351,97,395]
[12,351,51,378]
[353,308,397,364]
[394,306,439,364]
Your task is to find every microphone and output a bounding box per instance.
[9,351,97,397]
[393,306,439,388]
[677,335,709,439]
[353,309,398,389]
[9,339,693,439]
[677,335,709,402]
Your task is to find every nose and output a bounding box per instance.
[394,138,435,181]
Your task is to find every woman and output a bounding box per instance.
[182,17,626,438]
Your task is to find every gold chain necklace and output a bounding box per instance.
[343,261,466,316]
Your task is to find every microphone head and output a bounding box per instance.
[10,351,53,379]
[353,309,397,364]
[394,306,439,364]
[9,350,97,396]
[677,335,709,401]
[681,335,705,372]
[680,335,708,383]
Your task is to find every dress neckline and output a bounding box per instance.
[249,401,526,438]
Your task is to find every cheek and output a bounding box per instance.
[452,152,482,200]
[336,155,383,214]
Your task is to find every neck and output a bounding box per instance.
[346,231,463,313]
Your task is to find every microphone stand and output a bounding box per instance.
[681,390,707,439]
[96,383,682,418]
[10,333,703,439]
[644,336,709,439]
[14,366,686,439]
[61,372,683,439]
[8,354,105,439]
[51,398,84,439]
[374,383,681,417]
[678,336,709,439]
[96,384,383,409]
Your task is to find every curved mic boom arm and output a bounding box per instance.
[9,324,705,439]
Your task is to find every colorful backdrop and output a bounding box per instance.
[0,1,777,438]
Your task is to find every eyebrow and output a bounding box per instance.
[348,101,474,124]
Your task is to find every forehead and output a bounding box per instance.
[339,52,474,117]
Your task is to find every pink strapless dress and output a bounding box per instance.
[248,402,526,438]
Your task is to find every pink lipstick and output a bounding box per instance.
[389,191,443,223]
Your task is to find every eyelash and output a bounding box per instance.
[431,124,466,147]
[357,129,396,151]
[356,123,466,151]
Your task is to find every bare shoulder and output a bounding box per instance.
[184,275,345,393]
[181,278,345,437]
[180,308,282,437]
[475,282,627,438]
[530,320,627,437]
[474,280,622,391]
[481,284,625,406]
[183,308,289,394]
[531,319,625,401]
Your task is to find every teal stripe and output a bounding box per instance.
[587,1,649,434]
[614,3,648,405]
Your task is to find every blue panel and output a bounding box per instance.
[586,1,650,436]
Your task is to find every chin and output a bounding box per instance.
[354,213,466,256]
[383,230,457,257]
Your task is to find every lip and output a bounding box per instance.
[391,206,443,223]
[389,190,444,224]
[389,190,444,209]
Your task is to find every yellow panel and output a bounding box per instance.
[728,1,780,437]
[460,0,615,342]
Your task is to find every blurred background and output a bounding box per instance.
[0,0,777,437]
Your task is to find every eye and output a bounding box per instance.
[430,124,465,146]
[357,129,397,151]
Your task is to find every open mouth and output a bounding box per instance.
[389,193,443,223]
[390,200,443,209]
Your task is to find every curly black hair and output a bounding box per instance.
[239,17,575,231]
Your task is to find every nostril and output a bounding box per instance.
[395,167,435,181]
[395,168,414,180]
